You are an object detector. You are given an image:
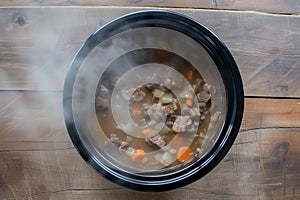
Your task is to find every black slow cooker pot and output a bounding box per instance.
[63,10,244,191]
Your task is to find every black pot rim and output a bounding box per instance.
[63,10,244,192]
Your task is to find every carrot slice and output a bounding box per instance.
[131,106,142,116]
[177,147,192,163]
[185,98,193,107]
[131,149,146,161]
[142,128,153,136]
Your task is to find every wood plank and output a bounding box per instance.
[0,91,300,198]
[8,189,300,200]
[0,7,299,97]
[0,128,299,199]
[0,0,299,14]
[0,92,69,144]
[242,98,300,130]
[215,0,300,14]
[0,92,299,150]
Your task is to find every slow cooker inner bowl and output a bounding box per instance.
[71,27,227,174]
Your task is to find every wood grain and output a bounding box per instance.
[0,91,299,199]
[0,0,299,14]
[0,2,300,199]
[1,137,300,200]
[1,93,300,150]
[242,98,300,130]
[0,7,299,97]
[4,189,300,200]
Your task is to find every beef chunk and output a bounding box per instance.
[110,133,122,145]
[147,103,166,121]
[163,104,175,116]
[130,88,146,103]
[145,132,166,148]
[165,120,174,127]
[181,104,201,117]
[141,103,150,115]
[110,133,129,151]
[145,83,167,93]
[110,133,119,142]
[119,141,130,150]
[172,116,192,132]
[122,87,146,103]
[197,90,211,103]
[145,83,157,91]
[121,88,136,101]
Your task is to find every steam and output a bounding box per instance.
[0,10,84,142]
[2,10,226,174]
[68,26,226,172]
[0,11,95,195]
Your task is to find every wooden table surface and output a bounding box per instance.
[0,1,299,199]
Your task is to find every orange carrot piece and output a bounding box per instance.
[187,70,194,82]
[185,98,193,107]
[131,106,142,116]
[142,128,153,136]
[131,149,146,161]
[177,147,192,163]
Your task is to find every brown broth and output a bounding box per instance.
[95,48,212,171]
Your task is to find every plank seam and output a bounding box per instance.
[0,6,299,17]
[0,147,75,152]
[3,188,125,199]
[245,95,300,100]
[240,127,300,133]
